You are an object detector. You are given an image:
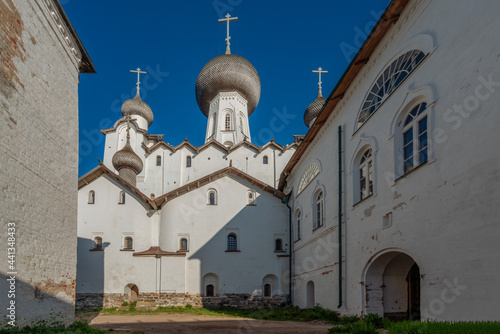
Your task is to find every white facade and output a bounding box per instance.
[285,0,500,321]
[77,35,295,308]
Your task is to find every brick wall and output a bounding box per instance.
[0,0,84,326]
[76,293,290,310]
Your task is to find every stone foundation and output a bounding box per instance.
[76,293,289,310]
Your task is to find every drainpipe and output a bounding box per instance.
[338,125,343,309]
[284,195,292,304]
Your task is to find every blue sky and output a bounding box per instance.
[61,0,391,176]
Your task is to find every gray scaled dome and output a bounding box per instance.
[304,95,326,127]
[112,141,143,175]
[196,54,261,117]
[121,94,154,127]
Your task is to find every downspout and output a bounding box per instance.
[284,195,292,304]
[338,125,343,309]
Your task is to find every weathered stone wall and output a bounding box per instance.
[0,0,87,326]
[76,293,289,310]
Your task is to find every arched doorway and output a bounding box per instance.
[363,251,421,321]
[306,281,315,308]
[124,284,139,302]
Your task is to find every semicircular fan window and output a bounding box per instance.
[357,50,427,129]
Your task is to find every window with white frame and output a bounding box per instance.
[239,116,244,134]
[227,233,237,251]
[93,236,102,250]
[225,113,231,130]
[207,189,217,205]
[314,190,324,229]
[179,238,188,251]
[357,50,427,129]
[247,189,256,205]
[402,102,428,174]
[359,148,374,201]
[210,114,216,137]
[118,191,126,204]
[123,236,133,250]
[88,190,95,204]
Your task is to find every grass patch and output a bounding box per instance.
[0,321,105,333]
[98,305,340,323]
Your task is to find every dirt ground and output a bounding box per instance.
[78,312,334,334]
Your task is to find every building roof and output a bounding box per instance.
[78,164,285,210]
[278,0,409,190]
[53,0,95,73]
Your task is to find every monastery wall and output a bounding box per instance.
[288,0,500,320]
[0,0,85,325]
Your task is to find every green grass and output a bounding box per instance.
[97,304,340,323]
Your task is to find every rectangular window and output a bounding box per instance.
[368,161,373,195]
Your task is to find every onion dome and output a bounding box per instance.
[112,135,143,176]
[121,93,154,127]
[196,54,261,117]
[304,94,326,127]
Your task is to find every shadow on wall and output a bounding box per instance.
[188,192,289,308]
[0,272,74,327]
[75,237,106,311]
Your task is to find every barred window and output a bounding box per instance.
[227,233,237,251]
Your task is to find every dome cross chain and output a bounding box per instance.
[313,67,328,97]
[218,13,238,55]
[130,67,147,95]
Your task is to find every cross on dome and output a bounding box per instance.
[312,67,328,97]
[130,68,147,95]
[218,13,238,54]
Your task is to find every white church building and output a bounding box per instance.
[77,0,500,321]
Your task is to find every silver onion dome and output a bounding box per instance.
[112,141,143,175]
[304,95,326,127]
[196,54,261,117]
[121,94,154,127]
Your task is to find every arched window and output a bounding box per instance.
[357,50,427,129]
[306,281,315,307]
[88,190,95,204]
[124,237,133,250]
[119,191,125,204]
[207,189,217,205]
[403,102,428,174]
[93,237,102,250]
[225,113,231,130]
[359,149,374,200]
[296,210,301,240]
[210,114,216,137]
[263,156,268,164]
[239,116,244,134]
[227,233,237,251]
[206,284,214,297]
[180,238,188,251]
[264,283,271,297]
[247,189,256,205]
[186,156,192,168]
[156,155,161,166]
[275,239,283,251]
[314,191,324,229]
